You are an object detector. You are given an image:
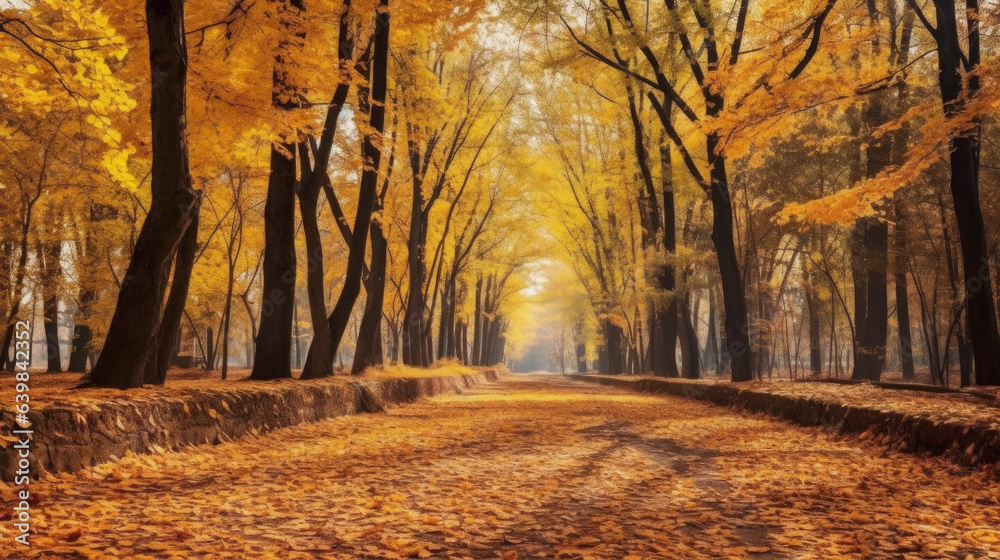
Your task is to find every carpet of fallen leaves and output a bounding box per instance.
[2,374,1000,559]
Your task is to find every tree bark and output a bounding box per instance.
[850,86,894,382]
[221,258,235,380]
[919,0,1000,385]
[297,144,334,379]
[602,320,626,375]
[41,242,61,372]
[706,132,753,382]
[678,294,700,379]
[472,275,483,366]
[68,321,92,372]
[296,1,354,378]
[250,143,297,380]
[655,136,681,378]
[352,218,389,374]
[144,204,200,385]
[87,0,197,388]
[804,261,822,376]
[250,0,307,380]
[850,217,889,381]
[894,205,916,381]
[403,203,430,367]
[303,0,391,375]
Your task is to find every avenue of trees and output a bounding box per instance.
[2,0,1000,388]
[515,0,1000,387]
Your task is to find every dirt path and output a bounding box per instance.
[2,374,999,559]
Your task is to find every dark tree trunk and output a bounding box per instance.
[251,0,308,380]
[221,259,236,380]
[653,134,680,378]
[849,87,894,382]
[958,328,973,387]
[481,317,494,366]
[0,242,11,371]
[678,294,699,379]
[390,324,400,363]
[894,211,916,381]
[446,279,460,359]
[437,280,454,361]
[87,0,197,388]
[144,204,200,385]
[703,288,720,375]
[206,326,215,371]
[460,321,469,364]
[0,328,13,372]
[304,0,390,375]
[471,276,483,366]
[602,320,626,375]
[403,213,430,366]
[352,219,389,374]
[41,242,61,372]
[297,144,333,379]
[492,319,503,365]
[805,263,822,376]
[297,2,353,378]
[850,217,889,381]
[706,131,753,382]
[69,234,95,373]
[68,322,92,372]
[891,11,916,383]
[925,0,1000,385]
[251,145,297,379]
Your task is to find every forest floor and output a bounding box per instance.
[3,374,1000,559]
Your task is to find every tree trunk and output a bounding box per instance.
[295,3,354,377]
[678,294,699,379]
[297,144,334,379]
[144,204,200,385]
[927,0,1000,385]
[481,317,493,367]
[653,134,681,378]
[352,219,389,374]
[436,280,454,361]
[390,324,400,363]
[87,0,198,389]
[894,209,916,381]
[703,288,720,375]
[250,0,308,380]
[805,262,822,376]
[303,0,391,376]
[471,275,483,366]
[602,320,626,375]
[850,217,889,382]
[706,131,753,382]
[460,321,469,364]
[205,326,214,371]
[221,259,235,380]
[41,242,61,372]
[68,322,91,372]
[850,88,894,382]
[250,141,297,379]
[403,212,430,366]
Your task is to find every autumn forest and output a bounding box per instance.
[0,0,998,388]
[3,0,1000,557]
